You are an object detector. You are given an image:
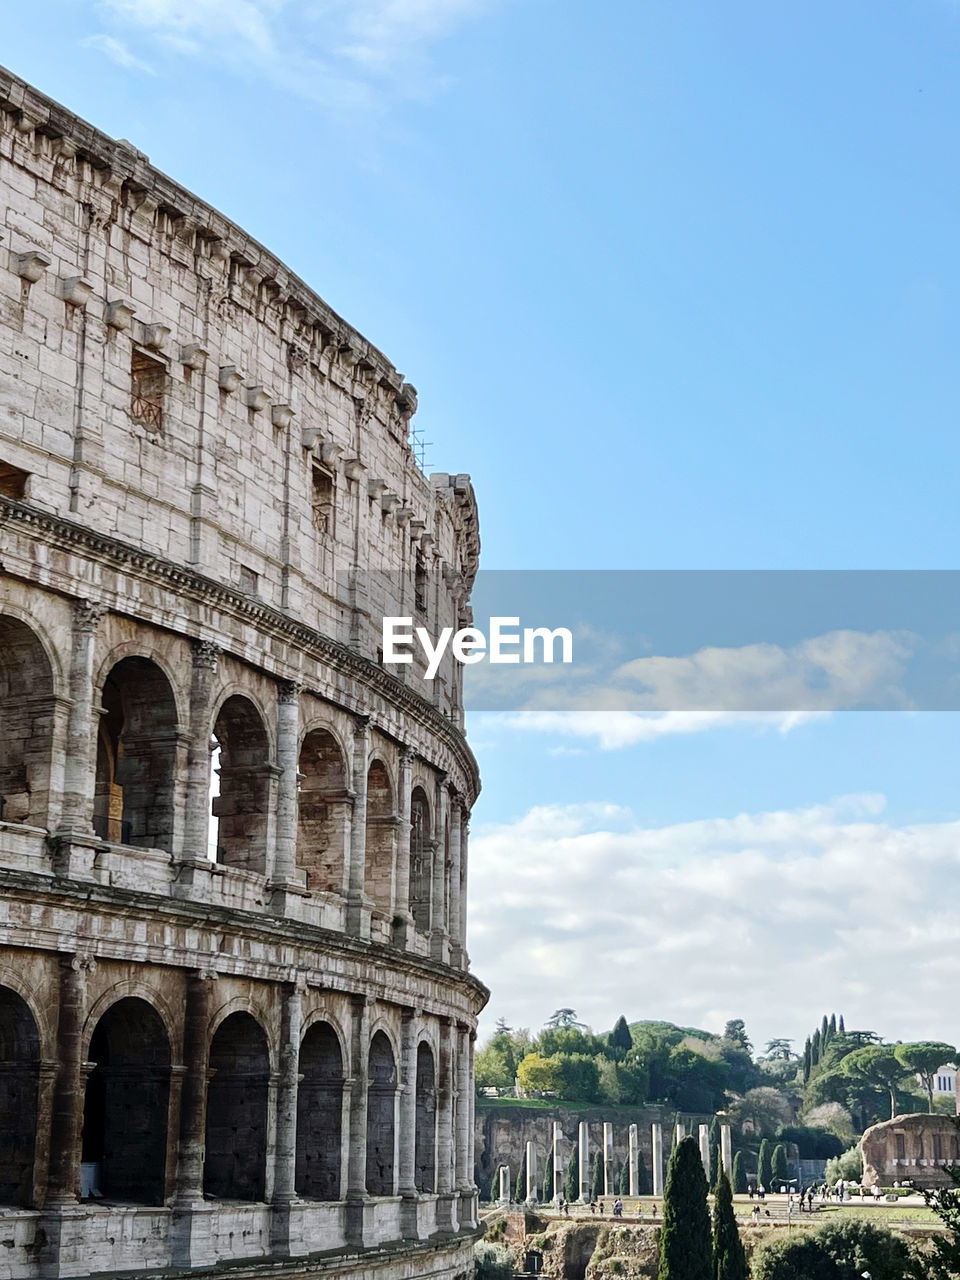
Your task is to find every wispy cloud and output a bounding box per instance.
[89,0,494,108]
[81,32,157,73]
[471,796,960,1049]
[492,709,821,750]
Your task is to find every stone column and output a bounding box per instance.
[455,1025,471,1194]
[552,1122,562,1201]
[578,1121,590,1202]
[56,600,104,840]
[430,781,449,962]
[459,812,470,963]
[651,1124,664,1197]
[392,748,414,948]
[345,716,370,937]
[498,1165,509,1205]
[674,1121,685,1147]
[603,1122,614,1196]
[270,680,302,895]
[45,953,94,1203]
[525,1141,537,1204]
[447,796,463,966]
[721,1124,733,1179]
[628,1124,639,1197]
[464,1030,477,1227]
[180,641,221,867]
[699,1124,711,1182]
[170,970,217,1268]
[344,995,370,1247]
[271,981,304,1250]
[436,1018,457,1229]
[398,1009,419,1239]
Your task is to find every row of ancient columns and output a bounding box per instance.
[502,1120,735,1204]
[50,601,471,961]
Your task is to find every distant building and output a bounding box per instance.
[927,1065,957,1098]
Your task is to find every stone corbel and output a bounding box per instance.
[14,249,50,283]
[396,382,418,418]
[319,440,342,466]
[218,365,243,393]
[409,519,426,541]
[142,323,171,351]
[271,403,295,429]
[396,506,414,527]
[243,386,271,413]
[420,533,436,556]
[14,111,41,137]
[367,477,388,501]
[53,135,77,160]
[58,276,93,308]
[180,341,208,370]
[381,491,401,516]
[301,425,323,450]
[105,298,137,331]
[343,458,364,481]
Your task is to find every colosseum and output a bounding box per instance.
[0,65,485,1280]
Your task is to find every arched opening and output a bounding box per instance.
[204,1012,269,1202]
[0,616,55,828]
[94,657,179,849]
[364,760,394,914]
[365,1031,396,1196]
[210,696,271,872]
[81,998,170,1205]
[410,787,432,935]
[296,1021,343,1200]
[296,728,348,893]
[414,1041,437,1193]
[0,988,40,1206]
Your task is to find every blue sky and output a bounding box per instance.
[9,0,960,1054]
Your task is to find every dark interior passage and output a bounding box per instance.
[295,1020,343,1200]
[0,988,40,1206]
[204,1012,269,1201]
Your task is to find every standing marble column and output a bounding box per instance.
[721,1124,733,1179]
[578,1122,590,1202]
[651,1124,664,1197]
[392,747,414,947]
[271,680,301,891]
[57,600,104,839]
[464,1030,477,1227]
[273,983,304,1203]
[345,716,370,936]
[699,1124,711,1182]
[603,1122,614,1196]
[498,1165,509,1205]
[525,1141,537,1204]
[173,971,215,1204]
[674,1121,686,1147]
[552,1122,562,1201]
[45,953,94,1203]
[344,995,370,1247]
[628,1124,639,1197]
[179,640,221,867]
[398,1009,419,1239]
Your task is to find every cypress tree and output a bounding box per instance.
[712,1171,748,1280]
[709,1116,721,1190]
[609,1015,633,1054]
[618,1160,629,1195]
[821,1014,829,1046]
[658,1136,711,1280]
[802,1036,812,1082]
[811,1028,821,1065]
[591,1150,604,1201]
[638,1147,649,1195]
[515,1163,526,1202]
[488,1167,499,1202]
[757,1138,773,1190]
[829,1013,837,1037]
[771,1143,789,1190]
[732,1150,747,1194]
[543,1150,554,1202]
[566,1146,579,1202]
[839,1013,845,1034]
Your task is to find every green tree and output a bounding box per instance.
[828,1014,837,1037]
[546,1008,585,1029]
[838,1014,845,1034]
[617,1160,629,1195]
[709,1116,721,1190]
[840,1045,909,1119]
[757,1138,772,1190]
[712,1170,747,1280]
[922,1150,960,1279]
[821,1015,829,1047]
[731,1150,747,1194]
[516,1051,560,1095]
[565,1146,579,1202]
[515,1163,526,1202]
[811,1027,821,1065]
[764,1039,793,1061]
[894,1042,958,1111]
[609,1014,633,1055]
[771,1143,789,1189]
[591,1150,604,1201]
[554,1052,601,1102]
[751,1217,915,1280]
[723,1019,752,1053]
[658,1136,711,1280]
[824,1144,862,1184]
[543,1149,554,1202]
[802,1037,812,1083]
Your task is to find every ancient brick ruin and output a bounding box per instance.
[0,64,483,1280]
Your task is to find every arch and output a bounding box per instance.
[296,727,348,894]
[204,1011,269,1202]
[0,614,57,828]
[409,786,433,935]
[365,1030,397,1196]
[364,758,395,914]
[81,981,182,1066]
[94,656,179,850]
[0,986,40,1206]
[210,694,272,872]
[414,1040,437,1194]
[295,1021,343,1200]
[81,997,170,1205]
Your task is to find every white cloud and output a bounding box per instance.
[81,33,157,73]
[493,710,822,750]
[90,0,494,107]
[470,796,960,1052]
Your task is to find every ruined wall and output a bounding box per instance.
[861,1112,960,1189]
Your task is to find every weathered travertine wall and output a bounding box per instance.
[0,63,484,1280]
[861,1112,960,1190]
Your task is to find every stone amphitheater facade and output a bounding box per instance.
[0,66,485,1280]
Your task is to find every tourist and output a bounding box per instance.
[872,1185,882,1202]
[757,1182,766,1200]
[589,1200,597,1215]
[598,1200,605,1216]
[807,1186,814,1211]
[748,1184,755,1199]
[613,1198,623,1218]
[751,1205,761,1224]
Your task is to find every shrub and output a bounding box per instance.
[475,1240,515,1280]
[751,1217,916,1280]
[824,1144,862,1184]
